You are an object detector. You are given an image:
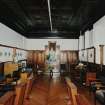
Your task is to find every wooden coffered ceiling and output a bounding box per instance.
[0,0,105,38]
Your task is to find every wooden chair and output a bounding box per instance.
[14,83,26,105]
[0,91,15,105]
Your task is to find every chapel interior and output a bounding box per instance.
[0,0,105,105]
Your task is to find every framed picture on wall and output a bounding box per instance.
[82,49,88,62]
[79,50,85,61]
[87,47,95,63]
[79,50,82,61]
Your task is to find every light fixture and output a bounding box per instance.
[47,0,53,31]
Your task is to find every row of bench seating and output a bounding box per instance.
[0,74,34,105]
[65,77,92,105]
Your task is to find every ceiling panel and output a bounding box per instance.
[0,0,105,38]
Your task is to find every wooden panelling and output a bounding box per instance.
[67,51,73,63]
[27,51,34,65]
[33,52,37,64]
[27,50,45,66]
[68,51,78,64]
[37,51,45,65]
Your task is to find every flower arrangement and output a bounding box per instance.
[75,62,86,70]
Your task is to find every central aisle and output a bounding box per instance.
[25,76,69,105]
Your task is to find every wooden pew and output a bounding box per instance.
[0,91,15,105]
[14,83,26,105]
[75,94,92,105]
[65,77,77,105]
[65,77,92,105]
[24,77,34,99]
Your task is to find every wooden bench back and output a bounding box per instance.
[24,77,34,99]
[0,91,15,105]
[86,72,96,86]
[14,83,26,105]
[75,94,92,105]
[65,77,77,105]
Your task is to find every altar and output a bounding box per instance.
[45,41,60,78]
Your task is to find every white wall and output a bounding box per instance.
[0,23,79,51]
[93,16,105,64]
[79,35,84,50]
[85,30,90,48]
[79,15,105,64]
[0,23,26,49]
[26,39,79,50]
[93,16,105,46]
[84,29,94,49]
[89,30,94,47]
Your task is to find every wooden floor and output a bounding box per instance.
[24,76,69,105]
[73,80,101,105]
[77,85,101,105]
[24,75,101,105]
